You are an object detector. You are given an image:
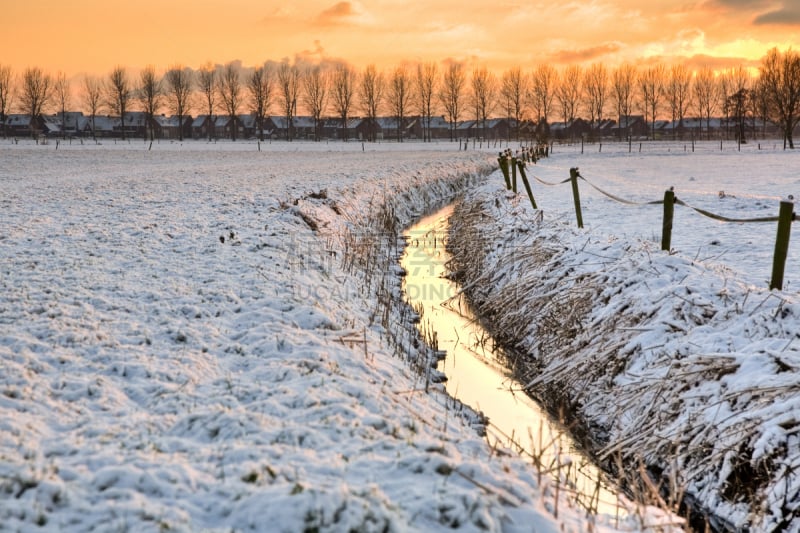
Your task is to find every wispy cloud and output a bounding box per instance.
[315,1,373,27]
[548,42,623,63]
[754,5,800,24]
[705,0,800,25]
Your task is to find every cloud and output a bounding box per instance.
[321,2,353,18]
[705,0,800,25]
[754,6,800,24]
[704,0,772,8]
[315,1,373,27]
[680,53,761,71]
[548,42,624,63]
[294,40,326,65]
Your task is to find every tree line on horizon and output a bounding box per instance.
[1,48,800,146]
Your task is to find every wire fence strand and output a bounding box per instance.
[529,168,787,224]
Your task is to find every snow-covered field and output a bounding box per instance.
[447,142,800,532]
[0,140,677,532]
[541,141,800,288]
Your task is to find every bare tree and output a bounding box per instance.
[331,63,356,141]
[470,66,496,139]
[0,64,12,137]
[106,66,132,140]
[722,66,751,142]
[54,72,70,139]
[82,75,102,140]
[759,47,800,148]
[387,65,412,141]
[277,62,301,141]
[19,67,52,138]
[583,63,608,138]
[500,66,526,140]
[639,65,666,139]
[751,76,771,139]
[693,66,719,140]
[665,64,692,138]
[247,65,275,142]
[611,64,636,140]
[415,62,437,142]
[302,65,328,141]
[359,64,384,142]
[556,65,582,136]
[197,62,217,140]
[531,64,556,128]
[139,65,162,141]
[165,65,193,141]
[718,70,733,139]
[217,62,242,141]
[439,62,465,141]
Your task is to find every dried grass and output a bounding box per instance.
[447,189,800,532]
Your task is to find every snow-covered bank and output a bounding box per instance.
[0,142,668,532]
[448,174,800,531]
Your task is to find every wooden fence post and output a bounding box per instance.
[511,156,518,193]
[498,154,511,190]
[569,167,584,229]
[661,188,675,251]
[770,198,795,291]
[516,160,538,210]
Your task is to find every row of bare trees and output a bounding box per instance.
[1,48,800,146]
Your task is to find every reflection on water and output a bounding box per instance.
[401,204,629,521]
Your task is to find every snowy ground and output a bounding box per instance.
[0,140,677,532]
[447,141,800,532]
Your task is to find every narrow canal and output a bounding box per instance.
[401,203,657,525]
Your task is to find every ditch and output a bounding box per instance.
[401,203,678,527]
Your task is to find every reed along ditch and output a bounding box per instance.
[400,204,680,527]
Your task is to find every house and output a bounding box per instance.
[249,115,276,140]
[214,115,244,140]
[406,115,451,140]
[353,117,410,141]
[321,117,358,140]
[114,112,149,138]
[295,116,318,139]
[455,120,477,138]
[238,114,257,139]
[41,115,63,137]
[650,120,671,138]
[354,117,379,140]
[376,117,405,140]
[518,119,539,140]
[611,115,648,139]
[549,118,591,141]
[269,116,291,139]
[428,115,452,139]
[269,115,319,140]
[89,116,117,138]
[40,112,90,137]
[665,117,702,139]
[192,115,216,139]
[152,114,193,140]
[483,118,518,140]
[595,119,617,138]
[5,114,45,137]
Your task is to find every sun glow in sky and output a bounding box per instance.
[3,0,800,79]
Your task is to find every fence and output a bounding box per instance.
[497,155,797,291]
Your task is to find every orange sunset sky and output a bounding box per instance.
[3,0,800,79]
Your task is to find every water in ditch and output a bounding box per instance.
[401,203,666,526]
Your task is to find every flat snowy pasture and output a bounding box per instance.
[0,141,674,532]
[448,141,800,532]
[535,141,800,288]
